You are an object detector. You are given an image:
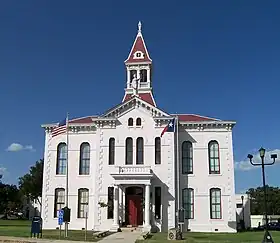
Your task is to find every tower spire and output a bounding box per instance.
[138,21,142,34]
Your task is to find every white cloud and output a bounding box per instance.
[6,143,35,152]
[235,149,280,171]
[0,166,7,179]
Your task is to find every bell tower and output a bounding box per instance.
[122,22,156,106]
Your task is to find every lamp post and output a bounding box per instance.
[247,147,277,243]
[241,195,245,229]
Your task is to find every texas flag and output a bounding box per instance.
[161,118,176,137]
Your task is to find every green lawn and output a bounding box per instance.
[136,231,280,243]
[0,219,107,242]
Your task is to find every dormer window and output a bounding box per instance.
[136,118,141,126]
[133,51,144,60]
[128,118,133,126]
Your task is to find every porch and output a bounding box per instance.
[110,165,154,232]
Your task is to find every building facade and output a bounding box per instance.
[41,22,237,233]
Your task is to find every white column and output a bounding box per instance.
[147,68,151,84]
[144,184,151,231]
[127,69,130,88]
[111,185,119,232]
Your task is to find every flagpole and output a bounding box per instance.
[176,115,180,225]
[65,112,69,237]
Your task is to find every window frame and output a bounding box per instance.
[77,188,89,218]
[208,140,220,174]
[56,143,67,175]
[182,188,194,219]
[54,188,65,218]
[210,188,222,219]
[182,141,193,174]
[155,137,161,164]
[136,137,144,165]
[125,137,133,165]
[109,138,115,165]
[128,118,133,127]
[79,142,90,175]
[136,117,141,126]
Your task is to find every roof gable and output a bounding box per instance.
[123,92,156,106]
[102,95,169,119]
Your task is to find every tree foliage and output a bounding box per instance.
[18,159,43,205]
[0,183,22,215]
[246,186,280,215]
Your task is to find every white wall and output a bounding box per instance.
[41,106,236,233]
[179,127,236,233]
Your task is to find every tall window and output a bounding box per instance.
[54,188,65,217]
[125,137,133,165]
[155,137,161,164]
[109,138,115,165]
[130,70,137,83]
[210,188,222,219]
[56,143,67,175]
[182,141,193,174]
[128,118,133,126]
[136,137,144,164]
[79,143,90,175]
[140,69,147,82]
[182,188,194,219]
[136,117,141,126]
[208,140,220,174]
[107,187,114,219]
[155,187,161,219]
[77,188,89,218]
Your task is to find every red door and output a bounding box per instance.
[128,195,142,226]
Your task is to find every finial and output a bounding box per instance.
[138,21,142,33]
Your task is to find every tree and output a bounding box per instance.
[18,159,43,206]
[247,186,280,215]
[0,183,22,216]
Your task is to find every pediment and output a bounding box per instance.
[101,96,170,119]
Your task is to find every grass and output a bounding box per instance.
[135,231,280,243]
[0,219,107,242]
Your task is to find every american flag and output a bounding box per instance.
[51,118,68,137]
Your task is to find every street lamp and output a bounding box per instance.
[248,147,277,243]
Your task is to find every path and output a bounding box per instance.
[98,231,142,243]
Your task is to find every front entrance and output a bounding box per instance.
[125,186,143,226]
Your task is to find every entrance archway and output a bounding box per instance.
[125,186,143,226]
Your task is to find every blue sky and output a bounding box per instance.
[0,0,280,193]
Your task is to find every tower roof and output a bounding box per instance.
[124,22,152,64]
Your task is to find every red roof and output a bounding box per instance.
[125,23,152,64]
[69,116,95,124]
[172,114,220,122]
[123,93,155,106]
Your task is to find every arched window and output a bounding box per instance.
[77,188,89,218]
[210,188,222,219]
[182,188,194,219]
[125,137,133,165]
[108,138,115,165]
[140,69,147,82]
[136,137,144,164]
[79,143,90,175]
[182,141,193,174]
[56,143,67,175]
[54,188,65,217]
[130,70,137,83]
[155,137,161,164]
[128,118,133,126]
[208,140,220,174]
[136,117,141,126]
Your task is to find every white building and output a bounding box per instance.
[235,194,251,229]
[41,22,237,233]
